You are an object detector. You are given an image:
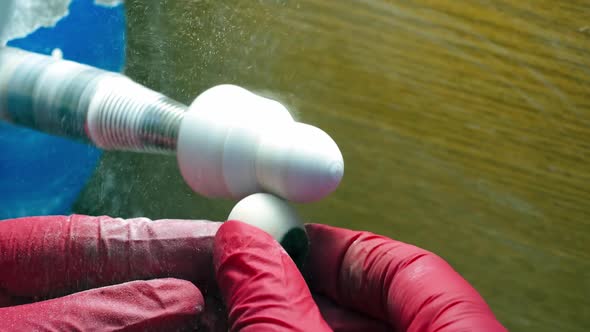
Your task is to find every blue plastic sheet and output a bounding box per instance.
[0,0,126,218]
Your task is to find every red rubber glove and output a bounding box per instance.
[0,215,226,331]
[302,223,508,332]
[0,215,506,331]
[214,221,507,332]
[214,220,330,332]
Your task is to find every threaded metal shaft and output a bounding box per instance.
[88,81,187,153]
[0,46,187,154]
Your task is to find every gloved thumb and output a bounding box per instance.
[214,220,331,332]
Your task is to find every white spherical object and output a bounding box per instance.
[50,48,63,59]
[228,193,309,267]
[177,84,344,203]
[228,193,303,240]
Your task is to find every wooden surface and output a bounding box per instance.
[76,1,590,331]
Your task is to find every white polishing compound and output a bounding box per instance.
[0,0,15,44]
[228,193,309,268]
[178,84,344,203]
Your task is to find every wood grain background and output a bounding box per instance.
[75,1,590,330]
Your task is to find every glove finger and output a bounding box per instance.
[313,294,390,332]
[304,223,507,332]
[214,220,331,332]
[0,278,203,332]
[0,215,221,298]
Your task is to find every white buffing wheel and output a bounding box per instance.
[177,84,344,203]
[228,193,309,268]
[177,85,294,199]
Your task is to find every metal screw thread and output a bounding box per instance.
[88,78,188,154]
[1,47,188,155]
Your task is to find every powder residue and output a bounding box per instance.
[1,0,72,45]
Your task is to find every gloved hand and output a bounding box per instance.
[217,220,508,332]
[0,215,226,331]
[0,215,507,331]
